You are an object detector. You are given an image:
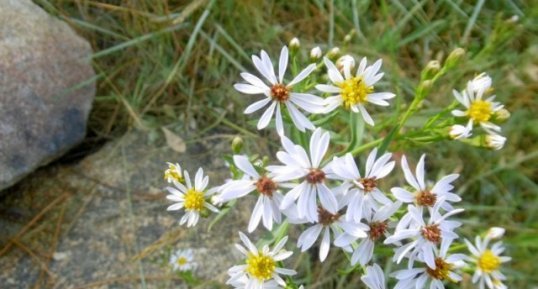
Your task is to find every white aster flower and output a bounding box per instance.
[227,232,296,289]
[234,46,325,135]
[316,57,395,126]
[385,202,464,269]
[330,149,395,223]
[391,154,461,213]
[334,201,401,266]
[361,263,386,289]
[485,133,506,150]
[164,162,183,183]
[169,248,196,272]
[166,168,219,227]
[268,128,339,222]
[219,155,284,232]
[451,73,504,135]
[392,247,466,289]
[465,231,511,289]
[295,201,368,262]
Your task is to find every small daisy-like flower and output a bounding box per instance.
[451,73,504,136]
[296,203,368,262]
[219,155,284,232]
[391,155,461,212]
[316,57,395,126]
[334,201,401,266]
[392,247,466,289]
[465,229,511,289]
[385,202,464,268]
[169,248,196,272]
[227,232,296,289]
[361,263,386,289]
[234,46,325,135]
[268,128,339,222]
[164,162,183,183]
[166,168,219,227]
[330,149,395,223]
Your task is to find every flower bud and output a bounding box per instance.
[417,79,433,96]
[336,55,355,72]
[289,37,300,50]
[421,60,441,80]
[327,47,340,59]
[231,136,243,154]
[486,227,506,239]
[485,133,506,150]
[310,46,322,60]
[444,47,465,69]
[494,108,510,122]
[449,124,471,140]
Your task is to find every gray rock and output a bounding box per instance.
[0,130,257,288]
[0,0,96,190]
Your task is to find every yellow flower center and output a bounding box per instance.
[246,253,276,281]
[164,165,183,183]
[478,250,501,273]
[426,257,454,281]
[177,257,188,266]
[467,100,493,123]
[339,76,373,109]
[184,189,205,211]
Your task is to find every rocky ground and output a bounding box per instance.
[0,130,258,288]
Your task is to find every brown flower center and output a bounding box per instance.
[416,190,437,207]
[360,177,377,193]
[318,206,340,226]
[306,169,326,184]
[368,221,388,241]
[255,176,277,197]
[426,257,453,280]
[422,224,441,243]
[270,84,290,102]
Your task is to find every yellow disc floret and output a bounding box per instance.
[467,100,493,123]
[183,189,205,211]
[164,164,184,183]
[339,77,373,109]
[426,257,454,281]
[177,257,188,266]
[246,253,276,281]
[478,250,501,273]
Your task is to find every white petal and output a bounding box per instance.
[234,155,260,178]
[257,101,277,130]
[234,83,266,94]
[244,98,271,114]
[278,46,289,83]
[323,57,344,84]
[289,63,316,86]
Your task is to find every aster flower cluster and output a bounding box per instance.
[160,40,512,289]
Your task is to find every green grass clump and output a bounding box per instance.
[35,0,538,287]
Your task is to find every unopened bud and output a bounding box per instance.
[485,133,506,150]
[421,60,441,80]
[445,47,465,69]
[231,136,243,154]
[336,55,355,72]
[327,47,340,59]
[449,124,471,140]
[494,108,510,122]
[289,37,300,50]
[417,80,433,96]
[486,227,506,239]
[310,46,322,60]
